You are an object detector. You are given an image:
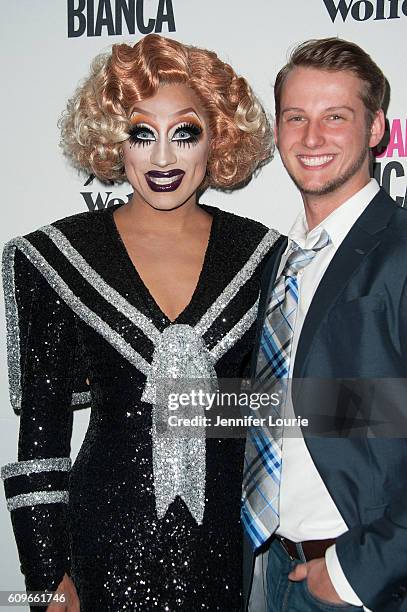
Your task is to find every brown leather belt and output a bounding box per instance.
[275,535,336,562]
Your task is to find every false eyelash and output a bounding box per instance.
[172,123,203,147]
[128,124,155,147]
[175,122,203,136]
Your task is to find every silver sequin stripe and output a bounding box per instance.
[3,243,93,411]
[71,390,92,406]
[8,239,151,376]
[195,229,279,336]
[2,242,22,412]
[1,457,71,480]
[210,299,259,362]
[6,490,69,511]
[40,225,161,344]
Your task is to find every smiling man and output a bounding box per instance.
[243,38,407,611]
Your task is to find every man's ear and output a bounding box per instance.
[274,121,278,147]
[369,109,385,149]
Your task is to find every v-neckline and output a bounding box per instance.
[105,203,220,326]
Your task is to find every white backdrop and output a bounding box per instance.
[1,1,406,608]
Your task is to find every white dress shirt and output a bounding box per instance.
[250,179,380,611]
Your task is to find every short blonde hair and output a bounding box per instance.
[59,34,273,188]
[274,38,385,126]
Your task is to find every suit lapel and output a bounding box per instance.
[294,188,398,378]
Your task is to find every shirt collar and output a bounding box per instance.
[288,179,380,250]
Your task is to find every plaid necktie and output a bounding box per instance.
[242,229,330,549]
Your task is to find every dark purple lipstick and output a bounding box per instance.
[145,169,185,192]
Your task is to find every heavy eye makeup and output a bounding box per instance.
[128,121,203,148]
[128,124,156,148]
[170,122,203,147]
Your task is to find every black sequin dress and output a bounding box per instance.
[1,204,278,612]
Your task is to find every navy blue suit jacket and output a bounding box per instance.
[244,188,407,611]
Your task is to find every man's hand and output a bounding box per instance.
[46,573,80,611]
[288,557,345,605]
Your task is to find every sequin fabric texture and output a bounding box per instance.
[1,204,279,612]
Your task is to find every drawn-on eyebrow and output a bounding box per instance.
[131,106,201,120]
[131,107,156,118]
[169,107,200,119]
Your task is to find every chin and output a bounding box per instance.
[301,181,329,194]
[289,171,337,196]
[145,197,191,212]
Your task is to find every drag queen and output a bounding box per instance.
[1,34,278,611]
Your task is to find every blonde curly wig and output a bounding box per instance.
[60,34,273,187]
